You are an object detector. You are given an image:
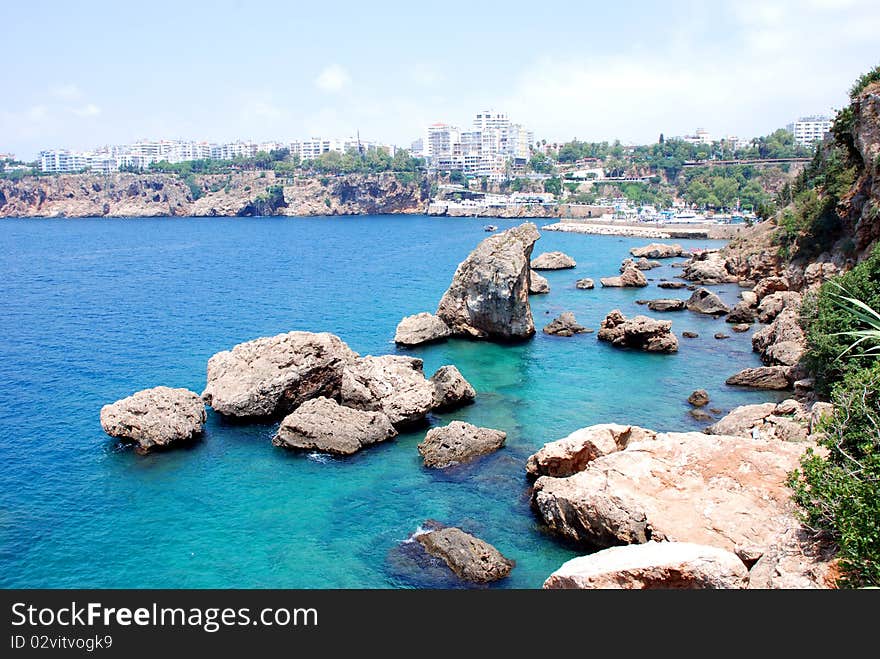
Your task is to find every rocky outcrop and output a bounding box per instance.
[393,313,452,346]
[429,365,476,411]
[436,223,540,340]
[682,250,734,284]
[528,270,550,294]
[597,310,678,353]
[688,390,710,407]
[531,251,576,270]
[543,312,589,336]
[532,430,809,553]
[543,542,749,589]
[340,355,435,426]
[418,421,506,468]
[658,281,687,289]
[686,288,730,315]
[753,304,806,367]
[647,299,686,312]
[600,263,648,288]
[202,331,358,418]
[727,301,757,324]
[630,243,683,259]
[726,366,793,390]
[416,527,514,583]
[757,291,802,324]
[752,276,790,301]
[620,257,660,272]
[100,386,206,454]
[272,396,397,455]
[706,399,811,442]
[525,424,657,478]
[575,278,595,289]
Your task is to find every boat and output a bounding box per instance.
[483,225,498,232]
[672,210,712,224]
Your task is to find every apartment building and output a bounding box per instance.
[789,116,832,146]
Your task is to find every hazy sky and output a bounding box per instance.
[2,0,878,159]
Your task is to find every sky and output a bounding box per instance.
[1,0,878,160]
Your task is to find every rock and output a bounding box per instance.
[272,397,397,455]
[620,257,660,271]
[531,251,576,270]
[543,542,749,589]
[732,323,751,333]
[529,270,550,294]
[340,355,435,426]
[600,264,648,288]
[647,299,686,312]
[630,243,683,259]
[726,301,757,323]
[575,278,595,289]
[810,402,834,433]
[418,421,506,468]
[764,341,806,367]
[394,312,452,346]
[741,290,758,306]
[686,288,731,315]
[543,312,589,336]
[658,281,687,289]
[690,409,714,421]
[753,276,789,300]
[757,291,802,324]
[753,307,806,366]
[714,332,730,340]
[525,424,657,478]
[635,299,649,305]
[705,402,778,436]
[682,251,732,284]
[804,261,840,289]
[726,366,793,390]
[707,400,810,442]
[436,223,540,339]
[597,310,679,353]
[794,377,815,392]
[429,365,476,411]
[532,430,809,552]
[688,390,710,407]
[416,527,514,583]
[682,331,699,339]
[100,386,206,454]
[202,331,358,418]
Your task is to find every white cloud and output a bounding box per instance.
[27,105,50,121]
[241,100,283,121]
[315,65,351,93]
[71,103,101,118]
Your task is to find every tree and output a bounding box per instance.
[448,170,466,185]
[543,177,562,197]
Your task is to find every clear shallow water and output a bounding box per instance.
[0,215,782,588]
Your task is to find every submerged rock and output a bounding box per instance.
[341,355,435,426]
[418,421,506,468]
[202,331,358,418]
[726,366,793,390]
[531,251,576,270]
[647,299,686,312]
[686,288,730,315]
[416,527,514,583]
[543,542,748,590]
[525,424,657,478]
[543,312,589,336]
[529,270,550,294]
[394,312,452,346]
[100,386,206,454]
[429,365,476,411]
[272,396,397,455]
[682,331,699,339]
[575,278,595,289]
[658,281,687,289]
[732,323,751,333]
[630,243,683,259]
[597,310,678,353]
[688,390,710,407]
[436,223,540,339]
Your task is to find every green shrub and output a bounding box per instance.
[849,63,880,99]
[802,246,880,394]
[789,362,880,587]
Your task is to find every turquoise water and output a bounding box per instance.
[0,216,781,588]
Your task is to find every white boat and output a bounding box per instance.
[483,224,498,232]
[672,210,711,223]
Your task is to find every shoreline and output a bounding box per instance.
[542,220,745,240]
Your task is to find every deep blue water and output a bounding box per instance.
[0,215,781,588]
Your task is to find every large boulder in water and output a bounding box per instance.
[436,223,540,339]
[726,366,793,390]
[531,251,576,270]
[528,270,550,294]
[543,542,749,589]
[272,396,397,455]
[394,312,452,346]
[202,331,358,418]
[647,299,686,312]
[100,386,206,454]
[429,365,476,411]
[340,355,435,426]
[686,288,730,315]
[597,310,678,353]
[526,424,657,478]
[543,311,589,336]
[418,420,506,468]
[630,243,683,259]
[416,527,514,583]
[600,263,647,288]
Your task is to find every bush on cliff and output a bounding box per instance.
[790,362,880,587]
[802,247,880,394]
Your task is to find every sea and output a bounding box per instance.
[0,215,784,588]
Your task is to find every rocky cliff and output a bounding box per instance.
[0,171,430,218]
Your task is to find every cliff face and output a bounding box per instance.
[0,171,430,218]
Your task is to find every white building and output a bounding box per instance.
[682,128,712,146]
[39,150,91,173]
[790,116,832,146]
